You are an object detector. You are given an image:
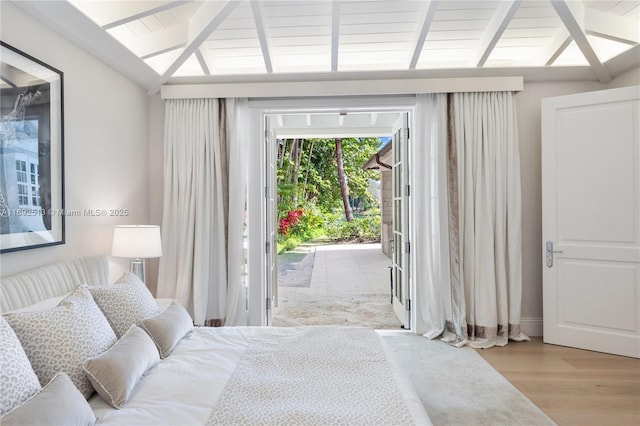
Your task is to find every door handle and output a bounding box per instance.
[545,241,564,268]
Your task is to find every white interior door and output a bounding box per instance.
[392,113,411,329]
[265,116,278,326]
[542,86,640,358]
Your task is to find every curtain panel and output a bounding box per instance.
[417,92,528,349]
[157,98,247,326]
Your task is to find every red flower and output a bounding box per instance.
[278,208,304,235]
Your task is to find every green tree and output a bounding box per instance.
[277,137,380,213]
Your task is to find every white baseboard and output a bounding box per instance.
[520,317,543,337]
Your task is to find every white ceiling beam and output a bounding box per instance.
[584,8,640,45]
[129,25,187,59]
[542,26,572,66]
[331,1,341,72]
[100,1,191,30]
[472,0,521,67]
[409,1,438,69]
[550,0,611,83]
[13,1,159,91]
[370,112,378,126]
[151,1,239,92]
[251,0,273,73]
[195,47,211,76]
[306,114,312,126]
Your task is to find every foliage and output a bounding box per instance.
[278,208,303,236]
[324,211,381,242]
[276,137,382,251]
[277,137,381,214]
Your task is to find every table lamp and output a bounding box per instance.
[112,225,162,284]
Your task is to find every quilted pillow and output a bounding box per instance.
[4,285,117,399]
[0,316,41,416]
[83,325,159,409]
[0,373,96,426]
[141,300,193,358]
[90,272,160,338]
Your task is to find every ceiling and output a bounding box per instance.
[12,0,640,93]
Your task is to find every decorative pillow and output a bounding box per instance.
[4,293,70,314]
[83,325,160,409]
[0,316,41,416]
[90,272,160,338]
[141,300,193,358]
[0,373,96,426]
[4,285,117,399]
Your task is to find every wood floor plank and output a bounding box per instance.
[476,337,640,426]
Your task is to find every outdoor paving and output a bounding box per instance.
[273,242,402,329]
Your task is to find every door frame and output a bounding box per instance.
[246,95,418,328]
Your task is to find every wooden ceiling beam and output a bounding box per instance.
[151,0,239,93]
[195,46,211,76]
[550,0,611,83]
[472,0,521,67]
[542,26,572,66]
[331,1,341,72]
[408,1,438,69]
[251,0,273,73]
[100,1,191,30]
[584,8,640,45]
[129,25,187,59]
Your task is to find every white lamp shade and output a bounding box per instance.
[112,225,162,258]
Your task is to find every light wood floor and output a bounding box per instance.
[476,337,640,426]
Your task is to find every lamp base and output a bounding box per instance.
[130,259,146,284]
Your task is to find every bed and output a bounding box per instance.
[0,256,431,425]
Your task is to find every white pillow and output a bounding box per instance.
[90,273,160,338]
[4,285,117,399]
[83,325,160,409]
[141,300,193,358]
[0,373,96,426]
[0,316,41,416]
[4,293,71,314]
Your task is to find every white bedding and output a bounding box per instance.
[90,327,432,426]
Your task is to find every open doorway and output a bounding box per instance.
[263,109,412,330]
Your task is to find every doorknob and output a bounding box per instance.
[545,241,564,268]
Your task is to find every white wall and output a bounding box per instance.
[515,80,605,334]
[607,66,640,89]
[0,2,150,283]
[147,94,165,296]
[514,71,638,334]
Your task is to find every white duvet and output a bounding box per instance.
[89,327,431,425]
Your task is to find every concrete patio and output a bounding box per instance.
[273,242,402,329]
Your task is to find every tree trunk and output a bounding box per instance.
[292,140,303,203]
[302,141,314,199]
[335,138,353,221]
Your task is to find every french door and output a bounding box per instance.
[392,113,411,329]
[265,115,278,325]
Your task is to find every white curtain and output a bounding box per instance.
[224,98,248,326]
[417,91,528,349]
[158,98,248,326]
[414,94,451,339]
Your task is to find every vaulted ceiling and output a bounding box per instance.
[13,1,640,93]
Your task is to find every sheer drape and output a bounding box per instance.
[158,98,248,326]
[414,94,452,340]
[417,91,528,348]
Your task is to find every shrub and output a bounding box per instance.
[325,214,381,242]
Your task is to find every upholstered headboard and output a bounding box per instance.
[0,256,109,313]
